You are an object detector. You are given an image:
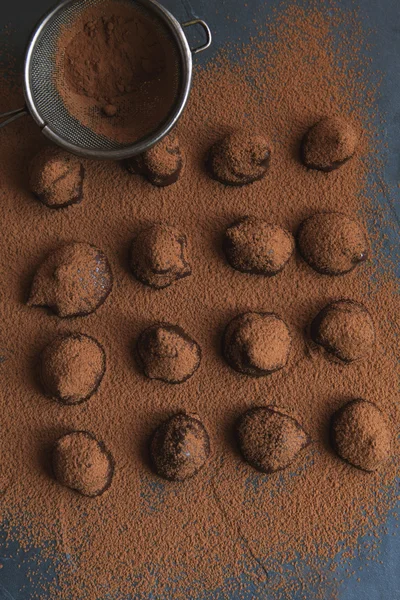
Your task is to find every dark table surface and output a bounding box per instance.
[0,1,399,598]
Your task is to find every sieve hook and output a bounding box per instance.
[0,107,28,129]
[182,19,212,54]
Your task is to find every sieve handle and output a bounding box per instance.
[0,107,28,129]
[181,19,212,54]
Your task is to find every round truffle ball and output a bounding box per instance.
[130,224,191,289]
[330,399,392,472]
[28,242,113,317]
[125,132,183,187]
[52,431,114,496]
[224,217,294,275]
[223,312,291,377]
[207,131,272,186]
[29,146,85,209]
[297,212,369,275]
[136,323,201,384]
[301,116,358,171]
[310,300,375,363]
[40,333,106,405]
[237,407,310,473]
[150,413,211,481]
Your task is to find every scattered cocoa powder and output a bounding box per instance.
[40,333,106,405]
[302,116,359,171]
[150,413,211,481]
[130,223,191,289]
[55,0,181,145]
[330,399,393,472]
[28,146,85,209]
[297,211,370,275]
[125,131,184,186]
[310,299,375,363]
[236,406,311,473]
[52,430,114,497]
[0,2,398,599]
[207,130,272,186]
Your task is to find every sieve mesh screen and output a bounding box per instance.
[28,0,182,153]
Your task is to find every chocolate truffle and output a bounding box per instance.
[125,132,183,187]
[301,116,358,171]
[297,212,369,275]
[223,312,291,376]
[207,131,272,186]
[330,399,392,472]
[310,300,375,363]
[136,323,201,384]
[52,431,114,497]
[130,223,191,289]
[40,333,106,405]
[224,217,294,275]
[237,407,310,473]
[28,242,113,317]
[150,413,210,481]
[29,146,85,209]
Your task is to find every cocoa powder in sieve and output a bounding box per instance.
[55,0,181,144]
[0,2,398,599]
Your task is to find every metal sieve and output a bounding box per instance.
[0,0,211,159]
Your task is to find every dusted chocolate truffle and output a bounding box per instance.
[29,146,85,209]
[301,116,358,171]
[150,413,210,481]
[28,242,113,317]
[125,132,184,187]
[52,431,114,497]
[297,212,369,275]
[136,323,201,384]
[130,224,191,289]
[330,399,392,472]
[310,300,375,363]
[237,407,310,473]
[40,333,106,405]
[207,131,272,186]
[224,217,294,275]
[223,312,291,376]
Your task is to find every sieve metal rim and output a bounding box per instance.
[22,0,209,160]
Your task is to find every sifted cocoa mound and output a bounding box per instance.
[207,131,272,186]
[223,312,291,376]
[223,217,294,276]
[28,242,113,317]
[330,400,392,472]
[130,223,191,289]
[297,211,369,275]
[150,413,211,481]
[40,333,106,405]
[125,131,184,187]
[136,323,201,383]
[52,431,114,497]
[55,1,181,145]
[301,116,358,172]
[310,300,375,363]
[28,146,85,209]
[236,407,311,473]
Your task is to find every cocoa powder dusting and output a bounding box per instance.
[0,2,399,599]
[55,0,181,144]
